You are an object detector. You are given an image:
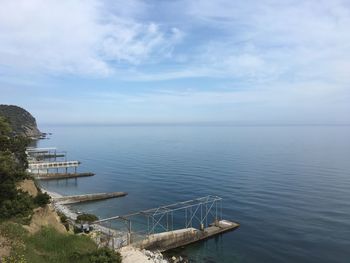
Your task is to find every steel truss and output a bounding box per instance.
[94,195,223,247]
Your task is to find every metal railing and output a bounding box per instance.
[93,195,223,249]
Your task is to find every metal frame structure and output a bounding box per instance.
[26,147,67,162]
[26,147,78,174]
[26,147,57,153]
[141,195,222,234]
[28,160,80,174]
[94,195,223,248]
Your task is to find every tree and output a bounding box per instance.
[0,116,35,221]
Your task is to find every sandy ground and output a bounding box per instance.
[14,179,66,234]
[17,179,38,197]
[0,236,11,258]
[24,205,67,234]
[120,246,168,263]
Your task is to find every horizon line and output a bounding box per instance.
[39,121,350,127]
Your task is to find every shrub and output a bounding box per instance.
[76,213,98,223]
[34,192,50,207]
[0,191,34,222]
[88,247,122,263]
[58,212,67,223]
[69,246,122,263]
[57,212,69,231]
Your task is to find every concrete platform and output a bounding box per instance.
[34,172,95,180]
[134,220,239,252]
[54,192,128,205]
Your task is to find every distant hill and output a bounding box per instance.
[0,105,42,138]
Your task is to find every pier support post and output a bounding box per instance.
[127,220,132,245]
[127,233,131,245]
[214,219,219,227]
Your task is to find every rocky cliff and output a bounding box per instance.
[0,105,42,138]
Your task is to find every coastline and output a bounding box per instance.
[41,187,78,220]
[40,186,170,263]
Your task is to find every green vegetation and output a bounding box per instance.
[0,113,121,262]
[57,211,70,231]
[88,248,121,263]
[0,223,122,263]
[34,191,51,207]
[0,116,50,222]
[76,213,99,223]
[0,105,41,138]
[58,212,68,224]
[0,116,35,222]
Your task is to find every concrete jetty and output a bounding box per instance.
[26,147,95,179]
[34,172,95,180]
[134,220,239,252]
[54,192,128,205]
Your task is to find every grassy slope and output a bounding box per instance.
[25,228,97,263]
[0,223,98,263]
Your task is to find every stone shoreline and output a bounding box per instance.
[40,187,171,263]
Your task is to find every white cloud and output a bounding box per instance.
[0,0,182,76]
[2,0,350,125]
[1,0,349,84]
[183,0,350,84]
[100,21,183,65]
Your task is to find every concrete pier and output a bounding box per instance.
[54,192,128,205]
[34,172,95,180]
[134,220,239,252]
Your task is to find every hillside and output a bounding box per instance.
[0,105,42,138]
[0,114,121,262]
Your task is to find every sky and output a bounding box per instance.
[0,0,350,125]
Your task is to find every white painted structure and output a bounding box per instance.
[28,161,80,174]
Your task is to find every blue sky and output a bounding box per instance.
[0,0,349,125]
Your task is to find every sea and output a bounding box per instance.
[37,125,350,263]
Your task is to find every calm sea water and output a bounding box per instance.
[37,125,350,263]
